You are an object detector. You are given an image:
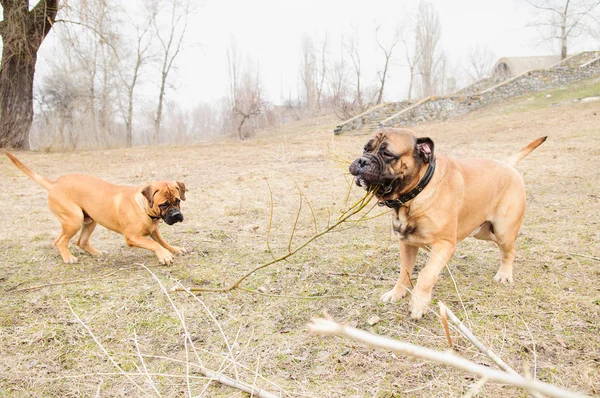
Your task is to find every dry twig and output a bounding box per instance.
[14,267,134,292]
[439,303,453,349]
[440,303,543,398]
[172,191,376,294]
[66,300,151,396]
[307,317,588,398]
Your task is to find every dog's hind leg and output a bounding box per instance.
[77,218,103,256]
[49,199,84,264]
[491,207,525,284]
[493,239,517,284]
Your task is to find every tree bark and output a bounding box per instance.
[0,0,59,149]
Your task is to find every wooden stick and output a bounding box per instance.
[172,192,376,293]
[13,267,133,292]
[566,252,600,262]
[238,286,345,299]
[441,303,543,398]
[66,300,151,396]
[439,303,453,349]
[307,317,588,398]
[442,304,517,374]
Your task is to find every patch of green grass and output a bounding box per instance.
[502,77,600,113]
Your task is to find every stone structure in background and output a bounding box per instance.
[334,51,600,135]
[491,55,562,78]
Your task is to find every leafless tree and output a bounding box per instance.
[299,35,316,110]
[227,39,266,140]
[0,0,59,149]
[415,1,443,98]
[35,0,123,149]
[326,43,353,118]
[375,25,401,104]
[152,0,191,144]
[298,34,328,113]
[345,28,364,110]
[525,0,600,59]
[398,25,422,101]
[115,3,156,147]
[315,34,328,112]
[464,45,496,82]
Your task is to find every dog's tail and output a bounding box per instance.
[4,151,54,190]
[504,136,547,168]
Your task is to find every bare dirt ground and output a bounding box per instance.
[1,80,599,397]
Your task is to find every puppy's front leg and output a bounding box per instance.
[126,235,175,265]
[150,228,186,255]
[409,241,455,320]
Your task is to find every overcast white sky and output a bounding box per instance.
[37,0,600,108]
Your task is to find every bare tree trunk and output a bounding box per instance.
[525,0,600,61]
[415,1,442,98]
[237,113,249,139]
[0,0,59,149]
[316,34,328,112]
[375,25,400,105]
[154,70,167,144]
[152,0,190,145]
[561,0,569,59]
[407,76,414,101]
[346,32,363,110]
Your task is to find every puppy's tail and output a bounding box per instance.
[4,151,54,190]
[504,136,547,168]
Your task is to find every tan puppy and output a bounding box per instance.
[349,129,546,319]
[5,152,186,264]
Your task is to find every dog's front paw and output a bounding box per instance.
[170,246,187,255]
[381,287,406,304]
[63,255,78,264]
[156,250,174,265]
[493,271,513,284]
[409,292,431,320]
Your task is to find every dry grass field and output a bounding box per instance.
[1,79,599,397]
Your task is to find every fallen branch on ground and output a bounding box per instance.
[566,252,600,262]
[65,268,286,398]
[439,302,543,398]
[13,267,134,292]
[307,317,588,398]
[172,191,377,294]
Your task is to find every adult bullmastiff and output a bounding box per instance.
[5,151,186,265]
[349,128,546,319]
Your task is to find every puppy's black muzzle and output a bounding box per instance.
[164,209,184,225]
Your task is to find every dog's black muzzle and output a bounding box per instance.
[164,209,184,225]
[350,154,385,187]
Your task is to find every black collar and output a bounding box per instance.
[148,212,160,221]
[379,157,436,209]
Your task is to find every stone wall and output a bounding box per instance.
[333,100,412,134]
[452,76,506,96]
[379,54,600,129]
[548,51,600,69]
[333,51,600,134]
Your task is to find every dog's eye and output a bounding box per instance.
[174,199,180,206]
[363,145,369,153]
[159,202,169,209]
[382,151,396,160]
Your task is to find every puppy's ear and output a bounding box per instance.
[142,185,156,207]
[416,137,435,163]
[176,181,186,201]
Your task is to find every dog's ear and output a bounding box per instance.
[142,185,156,207]
[176,181,186,201]
[416,137,435,163]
